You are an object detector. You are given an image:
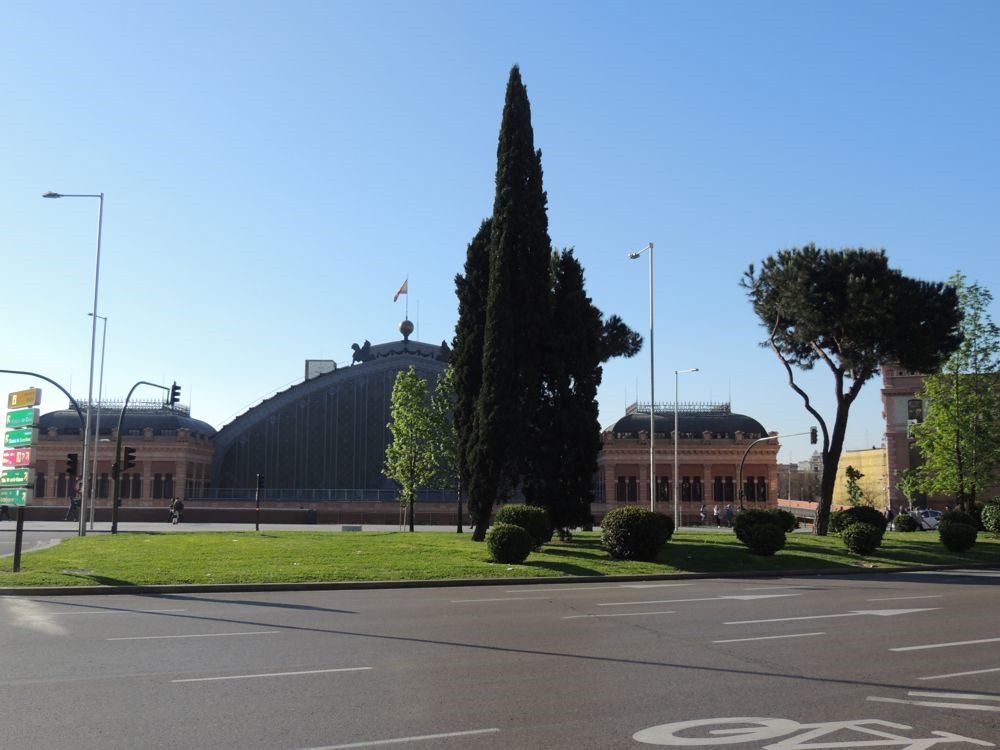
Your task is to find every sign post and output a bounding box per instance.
[4,389,40,572]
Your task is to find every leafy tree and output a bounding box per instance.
[384,367,438,532]
[844,466,864,507]
[522,249,640,535]
[429,364,463,532]
[468,66,554,541]
[908,274,1000,511]
[742,245,962,534]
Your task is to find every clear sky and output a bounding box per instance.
[3,0,998,466]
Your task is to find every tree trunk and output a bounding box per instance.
[408,491,415,532]
[814,405,851,535]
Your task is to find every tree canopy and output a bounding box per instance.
[743,245,962,534]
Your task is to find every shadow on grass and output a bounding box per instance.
[63,572,137,586]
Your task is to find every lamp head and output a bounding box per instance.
[627,252,641,259]
[42,191,63,199]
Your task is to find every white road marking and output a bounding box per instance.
[600,593,800,607]
[562,610,676,619]
[919,666,1000,681]
[727,608,938,625]
[713,632,825,644]
[107,630,279,641]
[173,667,371,683]
[51,608,187,616]
[866,595,942,602]
[891,636,1000,652]
[910,691,1000,702]
[450,597,549,603]
[741,585,819,591]
[301,728,500,749]
[868,697,1000,712]
[502,582,694,593]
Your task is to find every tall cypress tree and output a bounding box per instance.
[469,66,554,540]
[452,219,491,524]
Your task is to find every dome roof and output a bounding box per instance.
[609,407,767,439]
[39,408,216,437]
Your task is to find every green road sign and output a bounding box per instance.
[0,469,33,487]
[5,407,39,429]
[7,388,41,409]
[0,487,30,506]
[4,427,38,448]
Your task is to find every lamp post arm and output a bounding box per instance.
[737,431,811,511]
[110,380,170,534]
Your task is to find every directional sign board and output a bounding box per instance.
[2,448,33,468]
[4,427,38,448]
[7,388,41,410]
[0,469,33,487]
[0,488,31,506]
[5,407,39,429]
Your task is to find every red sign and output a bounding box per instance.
[2,448,32,468]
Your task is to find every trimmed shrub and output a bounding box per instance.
[938,520,978,553]
[744,522,786,556]
[485,523,533,564]
[893,514,919,532]
[734,508,775,545]
[601,506,672,561]
[941,509,976,527]
[980,501,1000,535]
[831,506,888,534]
[768,508,799,533]
[494,504,553,550]
[842,522,883,555]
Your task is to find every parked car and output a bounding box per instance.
[909,509,943,530]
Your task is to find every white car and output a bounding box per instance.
[909,509,943,530]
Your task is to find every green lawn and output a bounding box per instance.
[1,530,998,588]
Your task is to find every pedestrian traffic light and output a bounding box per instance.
[123,446,137,472]
[810,426,818,444]
[168,382,181,406]
[66,453,78,476]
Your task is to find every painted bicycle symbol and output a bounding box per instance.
[632,716,995,749]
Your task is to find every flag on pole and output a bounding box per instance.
[393,278,408,302]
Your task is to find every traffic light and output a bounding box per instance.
[810,426,818,444]
[123,446,137,472]
[66,453,78,476]
[256,474,265,490]
[168,382,181,406]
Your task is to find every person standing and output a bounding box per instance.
[725,503,734,527]
[713,504,721,527]
[699,504,707,526]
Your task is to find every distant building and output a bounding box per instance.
[596,402,779,524]
[832,446,888,509]
[33,400,216,507]
[776,452,822,501]
[211,326,449,493]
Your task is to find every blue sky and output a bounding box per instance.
[3,0,998,466]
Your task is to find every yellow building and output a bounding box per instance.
[832,447,888,509]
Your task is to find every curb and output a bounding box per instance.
[2,562,997,597]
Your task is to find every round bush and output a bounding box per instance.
[842,522,883,555]
[601,506,672,561]
[980,501,1000,535]
[734,508,775,545]
[831,506,888,534]
[893,513,919,532]
[767,508,799,533]
[486,523,533,564]
[938,520,978,553]
[494,504,553,549]
[941,509,976,527]
[744,522,786,556]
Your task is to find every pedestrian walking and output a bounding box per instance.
[699,504,707,526]
[713,504,721,527]
[725,503,734,527]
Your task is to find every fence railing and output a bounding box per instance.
[190,488,460,503]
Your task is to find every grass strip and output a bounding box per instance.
[0,530,997,588]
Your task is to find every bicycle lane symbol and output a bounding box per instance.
[632,716,996,749]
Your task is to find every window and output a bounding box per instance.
[724,477,734,502]
[35,474,46,498]
[616,477,627,503]
[153,474,163,500]
[692,477,702,502]
[132,474,142,499]
[627,476,638,503]
[163,474,174,498]
[745,478,756,502]
[681,477,691,502]
[121,474,131,500]
[57,473,68,499]
[907,399,923,422]
[656,476,670,502]
[98,473,109,499]
[714,476,723,502]
[757,477,767,503]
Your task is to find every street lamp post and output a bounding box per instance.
[44,191,104,537]
[628,243,655,511]
[88,313,107,530]
[674,367,698,528]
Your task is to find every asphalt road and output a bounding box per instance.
[3,570,999,749]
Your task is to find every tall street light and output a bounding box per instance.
[44,191,104,537]
[628,243,655,511]
[87,313,108,530]
[674,367,698,528]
